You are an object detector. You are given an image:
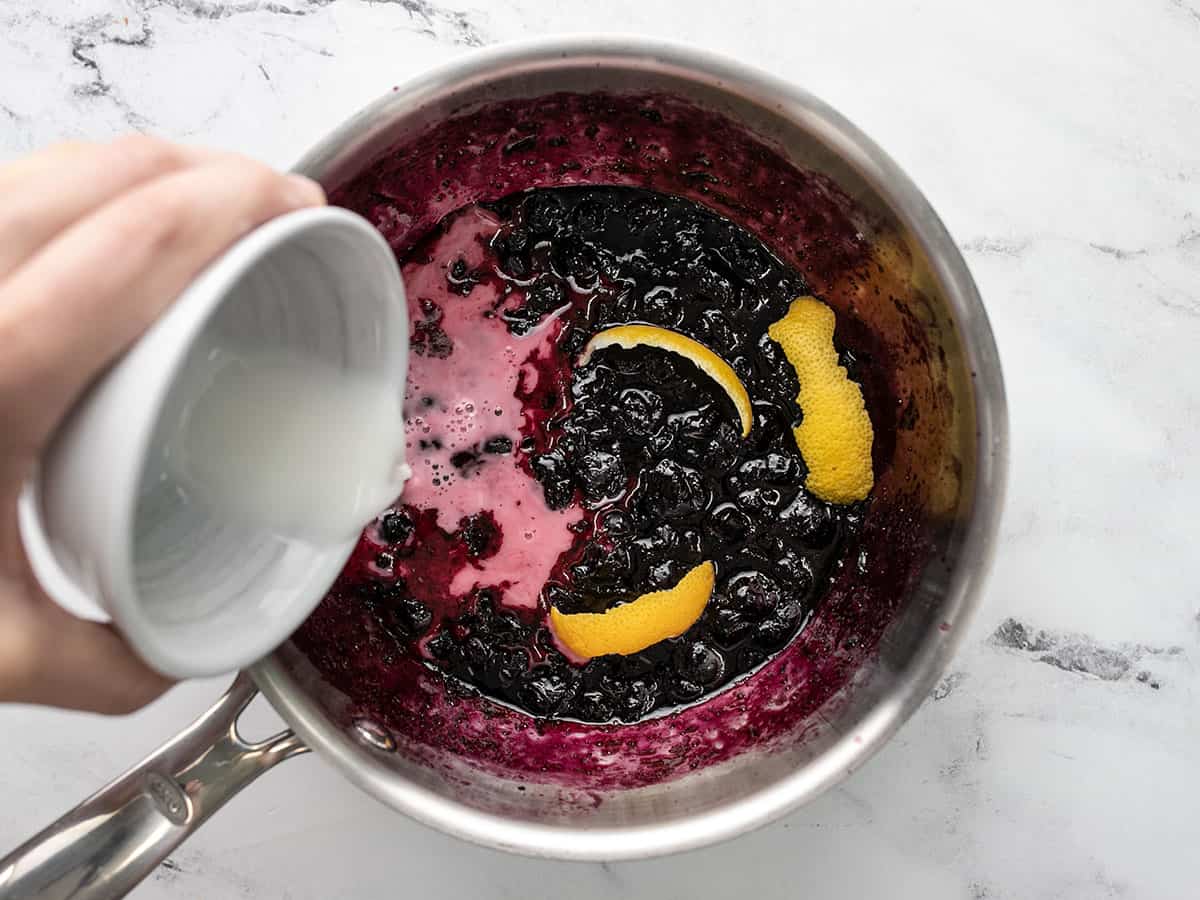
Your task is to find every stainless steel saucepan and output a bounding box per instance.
[0,36,1007,900]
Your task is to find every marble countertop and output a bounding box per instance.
[2,1,1198,897]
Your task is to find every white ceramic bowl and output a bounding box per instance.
[17,206,408,678]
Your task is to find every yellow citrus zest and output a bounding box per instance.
[580,325,753,438]
[767,296,874,504]
[550,560,715,659]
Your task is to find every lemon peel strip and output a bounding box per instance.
[767,296,873,504]
[550,560,715,658]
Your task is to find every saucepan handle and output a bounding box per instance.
[0,673,307,900]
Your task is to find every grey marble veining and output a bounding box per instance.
[1,1,1198,897]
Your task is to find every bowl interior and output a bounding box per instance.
[256,42,1002,859]
[127,211,407,674]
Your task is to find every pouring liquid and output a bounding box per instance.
[168,342,409,544]
[132,338,408,625]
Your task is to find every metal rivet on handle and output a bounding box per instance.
[144,772,191,825]
[353,719,396,752]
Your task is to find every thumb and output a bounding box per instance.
[0,589,173,714]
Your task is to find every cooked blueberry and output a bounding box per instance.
[561,326,590,356]
[507,226,531,253]
[615,388,664,439]
[709,503,752,543]
[493,613,525,641]
[632,523,679,555]
[678,527,703,555]
[525,193,565,234]
[570,543,633,594]
[533,627,561,656]
[756,615,794,648]
[669,676,704,702]
[641,286,684,326]
[726,570,783,617]
[573,689,614,722]
[457,512,500,558]
[474,590,497,619]
[450,449,477,469]
[774,594,806,628]
[503,254,529,278]
[530,279,567,312]
[496,647,528,685]
[531,451,574,509]
[645,558,684,591]
[737,486,785,516]
[517,667,574,716]
[739,646,768,670]
[712,606,753,644]
[505,279,570,333]
[764,452,803,484]
[634,459,708,520]
[379,511,413,543]
[646,426,676,456]
[397,596,432,633]
[600,510,632,536]
[544,582,592,615]
[714,238,769,284]
[426,630,455,659]
[774,550,814,591]
[574,197,609,233]
[673,641,725,685]
[695,308,737,354]
[701,420,742,470]
[616,678,658,721]
[671,406,716,444]
[483,436,513,454]
[551,236,598,285]
[464,635,492,664]
[778,493,837,547]
[575,449,625,500]
[626,198,665,232]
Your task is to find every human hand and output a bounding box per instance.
[0,136,325,713]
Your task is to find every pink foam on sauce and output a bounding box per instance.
[398,205,580,610]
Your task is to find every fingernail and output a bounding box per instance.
[284,173,326,208]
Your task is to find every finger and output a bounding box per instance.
[0,140,93,190]
[0,135,221,280]
[0,159,325,455]
[0,589,172,714]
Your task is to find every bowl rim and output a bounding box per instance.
[255,33,1009,861]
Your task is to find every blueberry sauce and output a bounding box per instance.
[292,92,942,789]
[304,186,864,724]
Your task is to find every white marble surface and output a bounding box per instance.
[2,1,1199,897]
